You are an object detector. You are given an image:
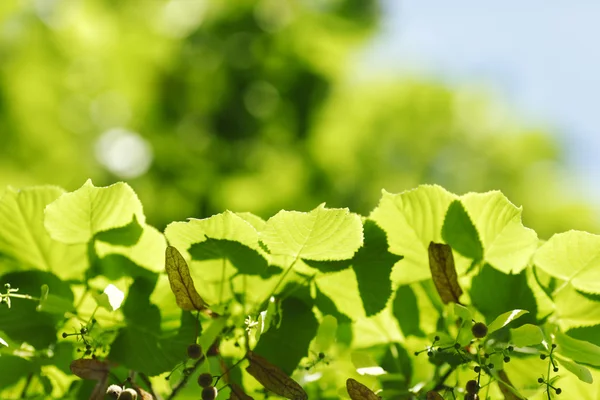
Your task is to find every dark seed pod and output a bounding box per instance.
[187,343,203,359]
[471,322,488,338]
[197,373,213,388]
[201,386,218,400]
[465,379,479,394]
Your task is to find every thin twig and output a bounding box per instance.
[166,356,205,400]
[20,373,33,398]
[433,365,457,391]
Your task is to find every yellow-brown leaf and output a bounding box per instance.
[346,378,380,400]
[246,351,307,400]
[70,358,110,381]
[229,383,254,400]
[428,242,463,304]
[165,245,209,311]
[426,391,444,400]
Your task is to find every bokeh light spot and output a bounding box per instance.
[95,128,153,179]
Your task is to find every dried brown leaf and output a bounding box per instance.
[70,358,110,381]
[426,391,444,400]
[346,378,380,400]
[428,242,463,304]
[246,351,307,400]
[165,245,209,311]
[229,383,254,400]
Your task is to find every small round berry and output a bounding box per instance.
[197,373,213,388]
[427,351,433,357]
[118,388,138,400]
[201,386,218,400]
[487,363,494,369]
[471,322,488,339]
[555,388,562,395]
[537,378,544,383]
[454,343,461,350]
[438,347,444,352]
[507,346,514,352]
[465,379,479,394]
[540,354,547,360]
[503,356,510,363]
[474,366,481,373]
[552,344,557,349]
[553,367,559,372]
[414,351,419,356]
[484,353,490,359]
[61,332,68,339]
[187,344,203,359]
[106,384,123,399]
[318,352,325,359]
[434,335,440,341]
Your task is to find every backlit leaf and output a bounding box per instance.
[165,246,209,311]
[495,369,523,400]
[346,378,380,400]
[487,309,528,334]
[45,180,145,244]
[554,330,600,367]
[442,200,483,260]
[510,324,544,347]
[260,203,363,261]
[534,230,600,294]
[554,355,593,384]
[428,242,462,304]
[246,351,307,400]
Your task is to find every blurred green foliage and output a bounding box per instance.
[0,0,596,238]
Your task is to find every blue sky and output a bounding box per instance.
[361,0,600,198]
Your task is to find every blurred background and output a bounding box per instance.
[1,0,598,238]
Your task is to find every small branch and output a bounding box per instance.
[166,356,205,400]
[433,365,457,391]
[20,373,33,398]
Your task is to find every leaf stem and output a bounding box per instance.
[263,256,299,304]
[166,355,205,400]
[20,372,33,398]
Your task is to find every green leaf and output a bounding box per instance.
[165,210,263,253]
[554,331,600,367]
[0,336,7,347]
[352,220,403,316]
[470,264,537,326]
[568,324,600,347]
[253,296,318,375]
[260,203,363,260]
[94,214,143,246]
[0,355,39,389]
[487,310,529,334]
[0,186,87,278]
[510,324,544,347]
[314,315,338,353]
[44,180,145,244]
[393,285,425,338]
[189,238,268,275]
[36,284,76,315]
[460,191,538,274]
[315,268,365,320]
[554,355,594,384]
[553,285,600,330]
[0,271,73,348]
[95,224,167,274]
[453,303,472,323]
[442,200,483,260]
[534,231,600,294]
[302,259,352,273]
[313,285,351,324]
[369,185,457,284]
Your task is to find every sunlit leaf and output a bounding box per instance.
[44,180,145,244]
[315,315,337,353]
[165,246,209,311]
[554,331,600,367]
[495,369,523,400]
[554,355,593,384]
[0,186,87,278]
[460,191,538,274]
[370,185,457,284]
[246,351,308,400]
[441,199,483,260]
[393,285,425,338]
[260,203,363,261]
[0,336,7,347]
[428,242,462,304]
[487,309,528,334]
[346,378,380,400]
[534,230,600,294]
[510,324,544,347]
